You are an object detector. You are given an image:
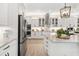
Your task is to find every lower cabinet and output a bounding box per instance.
[0,40,17,56]
[0,50,10,56]
[48,40,79,56]
[0,45,10,56]
[9,40,17,56]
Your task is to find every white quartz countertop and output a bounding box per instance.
[49,39,79,43]
[0,39,16,49]
[49,33,79,43]
[0,26,16,49]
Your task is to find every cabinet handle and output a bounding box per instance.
[3,45,10,50]
[5,52,9,56]
[7,52,9,56]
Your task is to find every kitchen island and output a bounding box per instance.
[46,33,79,56]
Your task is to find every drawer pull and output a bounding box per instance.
[7,52,9,56]
[3,45,10,50]
[5,52,9,56]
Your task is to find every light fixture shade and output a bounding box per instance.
[60,6,71,18]
[18,3,25,15]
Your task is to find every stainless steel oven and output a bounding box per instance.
[27,24,31,37]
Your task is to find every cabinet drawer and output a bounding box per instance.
[0,45,10,56]
[0,40,17,56]
[9,40,17,56]
[0,50,10,56]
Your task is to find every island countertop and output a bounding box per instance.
[49,33,79,43]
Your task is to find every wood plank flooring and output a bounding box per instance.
[25,39,48,56]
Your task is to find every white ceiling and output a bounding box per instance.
[21,3,79,16]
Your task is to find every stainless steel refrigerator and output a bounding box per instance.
[18,15,27,56]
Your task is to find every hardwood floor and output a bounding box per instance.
[25,39,48,56]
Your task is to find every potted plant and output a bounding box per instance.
[56,28,70,39]
[57,28,63,38]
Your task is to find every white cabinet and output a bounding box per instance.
[47,41,79,56]
[0,4,18,56]
[0,40,17,56]
[0,4,8,25]
[9,40,17,56]
[32,19,39,27]
[0,48,10,56]
[7,4,18,38]
[0,45,10,56]
[7,4,18,55]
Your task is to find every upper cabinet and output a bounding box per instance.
[26,17,45,27]
[8,4,18,29]
[39,18,45,27]
[42,18,45,27]
[39,18,41,26]
[0,4,8,25]
[7,3,18,38]
[0,4,18,33]
[51,18,58,27]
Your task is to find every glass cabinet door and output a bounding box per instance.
[42,18,44,27]
[55,18,58,26]
[39,18,41,26]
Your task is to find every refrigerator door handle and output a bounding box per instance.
[20,39,26,44]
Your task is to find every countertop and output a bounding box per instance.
[49,33,79,43]
[0,26,16,49]
[0,39,16,49]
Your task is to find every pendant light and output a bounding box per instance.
[60,3,71,18]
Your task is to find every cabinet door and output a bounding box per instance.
[7,4,18,56]
[42,18,44,27]
[0,45,10,56]
[48,41,79,56]
[7,4,18,39]
[0,40,17,56]
[0,51,10,56]
[0,4,8,25]
[9,40,17,56]
[39,18,41,26]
